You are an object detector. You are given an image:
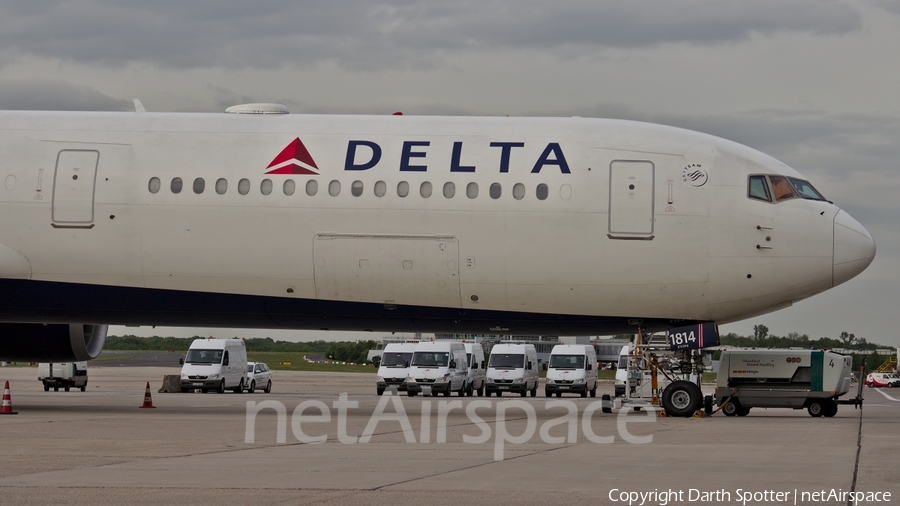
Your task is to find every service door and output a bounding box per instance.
[608,160,655,239]
[52,150,99,227]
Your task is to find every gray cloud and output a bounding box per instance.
[0,1,861,70]
[0,78,131,111]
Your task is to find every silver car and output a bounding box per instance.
[245,362,272,393]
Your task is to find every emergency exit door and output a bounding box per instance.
[52,150,99,227]
[608,160,655,239]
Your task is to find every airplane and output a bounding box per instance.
[0,103,876,362]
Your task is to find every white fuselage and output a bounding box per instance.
[0,110,876,338]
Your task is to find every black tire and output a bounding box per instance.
[477,384,484,396]
[180,387,188,393]
[485,390,492,397]
[520,388,526,397]
[580,389,587,398]
[497,391,502,397]
[545,389,551,398]
[556,391,562,398]
[737,408,751,416]
[54,387,59,392]
[233,378,243,394]
[823,402,838,417]
[201,388,208,393]
[601,394,612,414]
[590,384,597,398]
[217,380,225,394]
[249,380,256,394]
[64,386,69,392]
[661,380,702,417]
[457,385,465,397]
[704,395,713,415]
[443,388,451,397]
[80,384,86,392]
[377,388,384,396]
[44,383,49,392]
[466,383,473,397]
[722,399,741,416]
[407,390,415,397]
[264,380,271,393]
[807,400,825,417]
[530,385,537,397]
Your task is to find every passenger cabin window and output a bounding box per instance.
[283,180,295,196]
[489,183,502,199]
[397,181,409,198]
[238,178,250,195]
[420,181,432,198]
[748,175,771,202]
[512,183,525,200]
[170,177,183,194]
[148,177,161,194]
[351,180,363,197]
[193,178,205,194]
[215,178,227,195]
[374,180,386,197]
[306,180,318,196]
[536,183,549,201]
[328,180,341,196]
[443,182,455,198]
[260,179,273,196]
[466,182,478,199]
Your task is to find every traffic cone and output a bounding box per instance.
[1,381,18,415]
[139,381,156,409]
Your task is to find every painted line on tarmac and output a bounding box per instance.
[872,388,900,402]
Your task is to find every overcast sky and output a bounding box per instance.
[2,1,897,347]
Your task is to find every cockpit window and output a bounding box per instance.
[768,176,797,201]
[788,178,827,201]
[748,175,771,202]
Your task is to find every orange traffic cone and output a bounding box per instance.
[139,381,156,409]
[1,381,18,415]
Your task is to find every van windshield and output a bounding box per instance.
[549,355,584,369]
[411,351,450,367]
[185,349,222,364]
[382,352,412,367]
[489,353,525,369]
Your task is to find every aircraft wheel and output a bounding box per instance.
[661,380,702,417]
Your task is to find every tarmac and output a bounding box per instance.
[0,363,897,506]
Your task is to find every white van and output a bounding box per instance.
[38,362,88,392]
[405,341,468,397]
[180,338,248,393]
[545,344,598,397]
[485,343,538,397]
[464,342,486,396]
[376,342,417,395]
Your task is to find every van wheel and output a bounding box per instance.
[249,380,256,394]
[444,388,451,397]
[80,384,86,392]
[477,384,484,396]
[64,386,70,392]
[217,380,225,394]
[458,385,466,397]
[44,383,49,392]
[530,385,537,397]
[264,380,272,394]
[590,385,597,398]
[54,387,59,392]
[520,389,527,397]
[497,391,502,397]
[580,389,587,398]
[545,389,551,398]
[233,378,244,394]
[466,383,474,397]
[556,392,561,398]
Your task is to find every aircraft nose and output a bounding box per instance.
[833,210,876,287]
